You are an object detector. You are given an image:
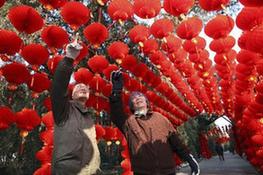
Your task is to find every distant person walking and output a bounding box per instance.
[215,142,224,161]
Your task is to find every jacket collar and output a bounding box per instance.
[71,100,90,114]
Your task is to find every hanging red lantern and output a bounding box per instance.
[16,108,41,131]
[2,62,30,85]
[103,126,117,140]
[236,50,259,65]
[36,145,53,165]
[150,19,174,39]
[176,17,203,40]
[39,130,54,145]
[121,54,138,71]
[74,68,93,85]
[33,163,51,175]
[0,29,23,55]
[189,50,209,63]
[141,39,159,55]
[199,0,230,11]
[0,106,15,130]
[239,0,263,7]
[41,25,69,49]
[107,41,129,63]
[205,15,234,39]
[47,55,63,74]
[27,73,51,93]
[102,64,119,80]
[107,0,134,22]
[89,74,107,92]
[60,1,90,30]
[121,158,131,171]
[134,0,161,19]
[129,25,149,44]
[42,112,54,129]
[21,44,49,66]
[101,83,112,97]
[74,43,89,64]
[87,55,109,74]
[161,34,182,53]
[83,22,108,47]
[38,0,67,9]
[209,36,236,53]
[183,36,206,53]
[236,7,263,31]
[95,124,106,140]
[246,24,263,54]
[214,49,236,65]
[169,48,187,63]
[252,134,263,145]
[163,0,194,16]
[0,0,6,8]
[8,5,44,34]
[130,63,148,78]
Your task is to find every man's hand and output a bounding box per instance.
[65,37,82,59]
[111,70,123,92]
[188,154,200,175]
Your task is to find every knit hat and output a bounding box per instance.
[128,91,149,113]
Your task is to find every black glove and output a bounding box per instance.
[187,154,200,175]
[111,70,123,92]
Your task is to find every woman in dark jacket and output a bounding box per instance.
[109,70,200,175]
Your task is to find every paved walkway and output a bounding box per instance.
[177,152,260,175]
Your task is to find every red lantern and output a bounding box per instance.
[16,108,41,131]
[129,25,149,44]
[27,73,51,93]
[2,62,30,85]
[236,50,259,65]
[39,130,54,145]
[47,55,63,74]
[95,124,106,140]
[87,55,109,73]
[102,64,119,80]
[141,39,159,55]
[240,0,263,7]
[103,126,117,140]
[176,17,203,40]
[246,24,263,54]
[41,25,69,49]
[150,19,174,39]
[107,41,129,62]
[0,106,15,130]
[101,83,112,97]
[199,0,230,11]
[21,44,49,66]
[236,7,263,31]
[89,74,107,92]
[121,158,131,171]
[183,36,206,53]
[161,34,182,53]
[42,112,54,129]
[107,0,134,21]
[36,145,53,164]
[205,15,234,39]
[163,0,194,16]
[33,163,51,175]
[121,54,138,71]
[38,0,67,9]
[74,43,89,64]
[83,22,108,47]
[73,68,93,85]
[0,29,23,55]
[134,0,161,19]
[209,36,235,53]
[8,5,44,34]
[60,1,90,30]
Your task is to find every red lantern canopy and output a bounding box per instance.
[38,0,67,9]
[87,55,109,73]
[150,19,174,39]
[107,0,134,21]
[21,44,49,66]
[205,15,234,39]
[199,0,230,11]
[27,73,51,93]
[0,29,23,55]
[0,106,15,130]
[161,34,182,53]
[2,62,30,85]
[8,5,44,34]
[83,22,108,47]
[41,25,69,49]
[209,36,236,53]
[236,7,263,31]
[60,1,90,30]
[47,55,63,74]
[134,0,161,19]
[129,25,150,44]
[16,108,41,131]
[176,17,203,40]
[73,68,93,85]
[107,41,129,62]
[183,36,206,53]
[240,0,263,7]
[163,0,194,16]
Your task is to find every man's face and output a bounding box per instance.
[72,83,90,101]
[132,94,148,111]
